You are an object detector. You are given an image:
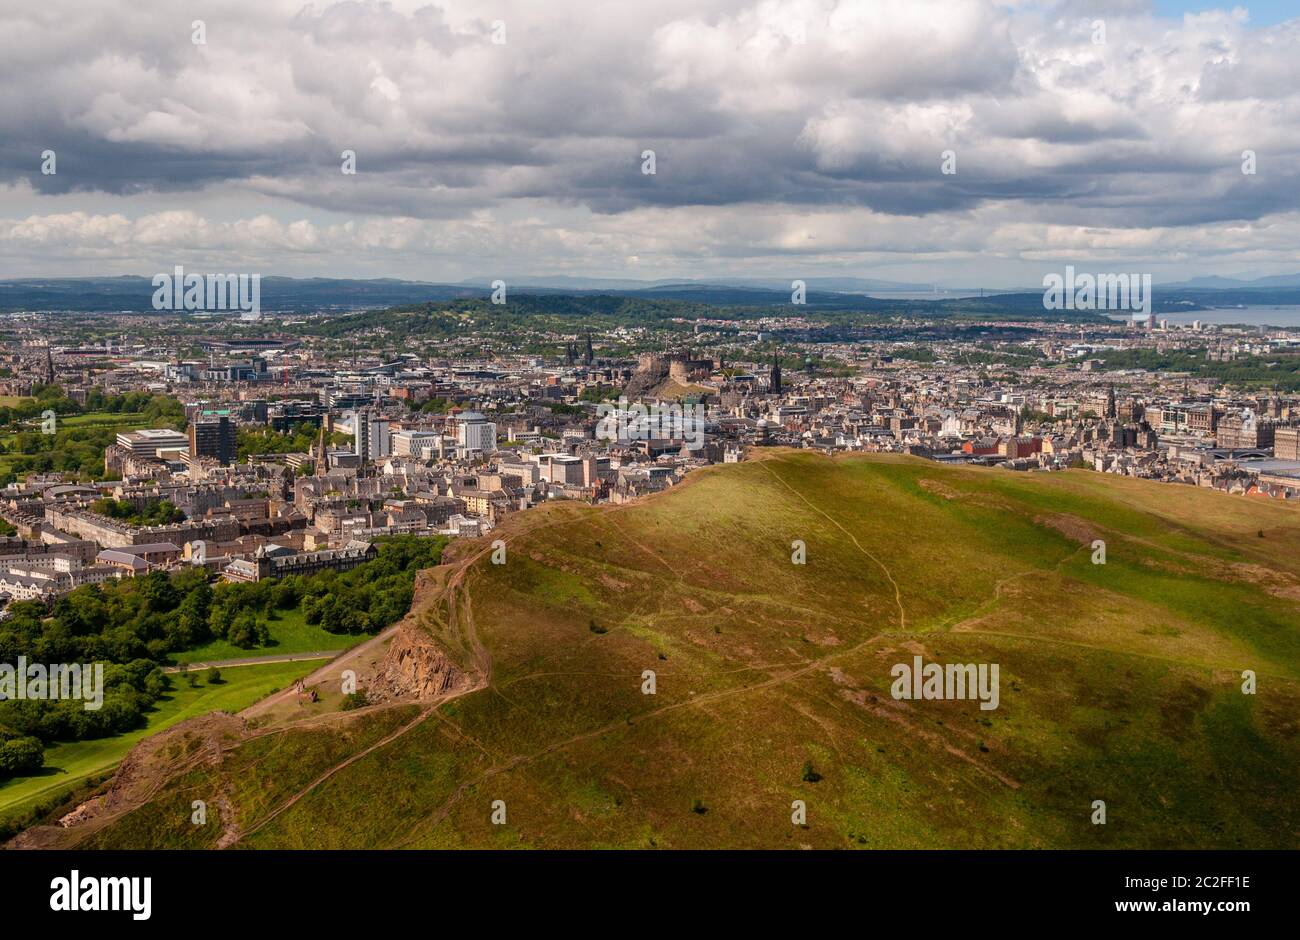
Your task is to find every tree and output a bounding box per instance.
[0,736,45,778]
[228,611,265,649]
[205,667,222,685]
[140,571,180,613]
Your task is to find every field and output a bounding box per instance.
[168,607,363,666]
[0,661,315,823]
[19,452,1300,849]
[58,410,148,429]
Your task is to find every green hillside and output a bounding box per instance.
[27,452,1300,849]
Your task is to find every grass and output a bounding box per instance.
[0,660,316,822]
[0,411,150,450]
[43,452,1300,849]
[169,607,367,665]
[58,410,149,429]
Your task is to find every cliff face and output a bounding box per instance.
[367,625,474,702]
[623,357,669,401]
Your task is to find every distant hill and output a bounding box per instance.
[21,453,1300,850]
[0,276,485,313]
[1163,273,1300,290]
[459,275,938,293]
[0,276,1111,321]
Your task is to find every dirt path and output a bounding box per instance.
[233,703,437,845]
[760,457,908,630]
[239,626,401,720]
[164,650,343,673]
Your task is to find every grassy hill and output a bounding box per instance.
[23,452,1300,849]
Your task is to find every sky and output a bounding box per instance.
[1,0,1299,288]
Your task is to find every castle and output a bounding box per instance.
[635,349,716,384]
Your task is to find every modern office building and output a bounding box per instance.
[115,428,190,459]
[351,408,392,464]
[188,415,238,465]
[456,411,497,456]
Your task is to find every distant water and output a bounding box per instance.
[1110,306,1300,328]
[861,290,988,300]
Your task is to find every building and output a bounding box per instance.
[1217,413,1275,450]
[351,408,392,464]
[224,541,376,582]
[0,572,57,601]
[97,542,182,572]
[540,454,586,485]
[188,415,238,465]
[115,428,189,459]
[1273,426,1300,461]
[456,411,497,456]
[392,429,442,458]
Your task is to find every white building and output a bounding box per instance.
[116,428,189,459]
[348,409,392,464]
[456,412,497,456]
[392,430,442,458]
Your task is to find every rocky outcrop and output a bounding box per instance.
[367,625,474,702]
[623,357,670,400]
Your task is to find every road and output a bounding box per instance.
[163,650,345,673]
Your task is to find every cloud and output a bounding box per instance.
[0,0,1298,281]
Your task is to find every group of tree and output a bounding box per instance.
[236,423,351,461]
[0,659,169,780]
[1098,347,1300,391]
[90,497,185,527]
[300,535,445,636]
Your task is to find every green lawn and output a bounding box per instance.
[0,411,149,448]
[59,410,149,427]
[0,660,314,822]
[170,607,365,666]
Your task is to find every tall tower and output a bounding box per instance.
[770,351,782,395]
[44,345,55,386]
[1106,384,1117,420]
[315,422,328,476]
[584,331,594,366]
[315,412,333,476]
